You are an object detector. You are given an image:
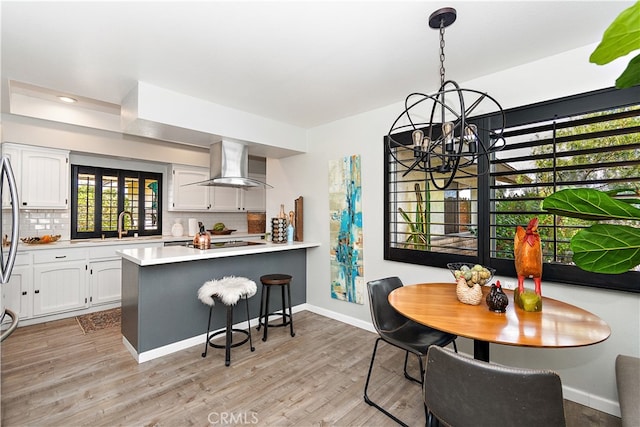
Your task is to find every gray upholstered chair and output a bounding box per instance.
[364,277,457,426]
[616,354,640,427]
[424,346,566,427]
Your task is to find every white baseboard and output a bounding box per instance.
[563,385,621,417]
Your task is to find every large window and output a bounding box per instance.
[71,166,162,239]
[385,86,640,293]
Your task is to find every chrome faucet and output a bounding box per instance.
[118,211,133,239]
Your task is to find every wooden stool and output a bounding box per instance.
[198,276,257,366]
[257,274,295,341]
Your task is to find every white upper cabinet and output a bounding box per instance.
[170,164,266,212]
[243,173,267,212]
[2,143,69,209]
[169,165,211,211]
[1,144,21,208]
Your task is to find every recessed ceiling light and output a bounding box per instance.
[58,96,77,103]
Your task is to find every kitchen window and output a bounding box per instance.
[71,166,162,239]
[385,86,640,293]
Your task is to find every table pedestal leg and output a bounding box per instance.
[474,340,489,362]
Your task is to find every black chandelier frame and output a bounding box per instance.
[386,7,507,190]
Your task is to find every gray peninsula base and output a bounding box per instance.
[121,248,307,357]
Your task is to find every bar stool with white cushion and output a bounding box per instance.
[198,276,257,366]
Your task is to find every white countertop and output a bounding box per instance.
[15,233,263,251]
[118,241,320,266]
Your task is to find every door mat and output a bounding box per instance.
[75,308,121,334]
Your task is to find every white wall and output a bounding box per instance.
[274,43,640,415]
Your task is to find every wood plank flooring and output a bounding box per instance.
[1,311,621,426]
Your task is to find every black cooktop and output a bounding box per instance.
[189,240,265,249]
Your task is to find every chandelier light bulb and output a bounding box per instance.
[412,129,425,149]
[443,121,455,153]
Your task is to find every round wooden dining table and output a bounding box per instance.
[388,283,611,362]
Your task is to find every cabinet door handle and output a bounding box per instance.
[34,290,40,293]
[55,255,67,259]
[22,202,27,206]
[21,291,27,295]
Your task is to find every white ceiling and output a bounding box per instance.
[0,1,634,131]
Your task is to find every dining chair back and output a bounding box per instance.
[424,346,566,427]
[364,277,457,426]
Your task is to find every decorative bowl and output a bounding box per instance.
[208,229,236,235]
[447,262,495,287]
[20,234,61,245]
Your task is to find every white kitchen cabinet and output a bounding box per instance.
[1,144,21,208]
[170,164,266,212]
[2,259,32,321]
[32,249,87,317]
[169,165,211,211]
[210,186,241,211]
[89,260,121,306]
[243,173,267,211]
[1,143,69,209]
[211,173,267,212]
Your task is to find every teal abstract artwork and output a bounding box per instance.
[329,154,364,304]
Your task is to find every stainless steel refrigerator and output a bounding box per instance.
[1,155,20,342]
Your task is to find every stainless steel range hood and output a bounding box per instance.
[199,140,271,189]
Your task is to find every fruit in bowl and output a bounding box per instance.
[447,262,495,287]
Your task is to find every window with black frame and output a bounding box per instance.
[71,165,162,239]
[385,86,640,293]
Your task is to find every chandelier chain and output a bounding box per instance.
[439,22,446,88]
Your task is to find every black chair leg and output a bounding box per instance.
[363,338,409,427]
[262,286,271,342]
[201,305,213,358]
[257,284,265,331]
[225,304,233,366]
[245,296,255,352]
[403,351,424,384]
[286,283,295,337]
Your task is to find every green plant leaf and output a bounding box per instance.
[571,224,640,274]
[615,52,640,88]
[590,1,640,65]
[542,188,640,221]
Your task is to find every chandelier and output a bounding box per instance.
[386,7,506,190]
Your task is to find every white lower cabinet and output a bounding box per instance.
[89,259,121,306]
[3,264,32,321]
[16,241,163,323]
[33,260,87,316]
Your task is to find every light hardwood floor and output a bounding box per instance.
[1,310,621,426]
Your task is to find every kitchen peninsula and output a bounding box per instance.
[117,241,319,362]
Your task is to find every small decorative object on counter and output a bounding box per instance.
[171,218,184,237]
[486,280,509,312]
[271,218,287,243]
[514,217,543,312]
[279,204,287,219]
[188,218,198,237]
[287,211,295,243]
[247,212,266,234]
[193,222,211,249]
[294,196,303,241]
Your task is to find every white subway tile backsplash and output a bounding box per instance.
[3,208,249,240]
